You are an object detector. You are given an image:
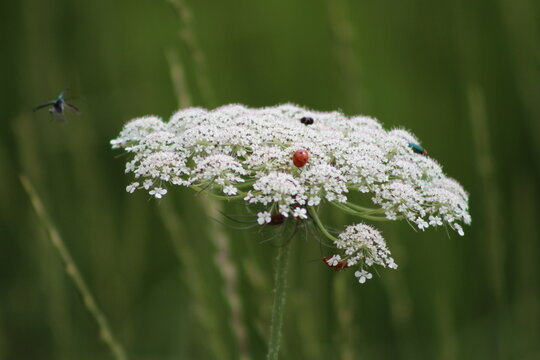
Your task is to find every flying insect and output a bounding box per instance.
[33,90,80,122]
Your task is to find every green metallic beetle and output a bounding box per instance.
[408,142,428,156]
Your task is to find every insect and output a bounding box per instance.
[322,256,351,270]
[408,142,428,156]
[300,117,314,125]
[292,149,309,167]
[33,90,80,122]
[269,213,285,225]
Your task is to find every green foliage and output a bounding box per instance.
[1,0,539,359]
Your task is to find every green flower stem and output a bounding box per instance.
[333,202,399,221]
[267,242,292,360]
[334,202,384,216]
[235,181,256,189]
[332,202,362,216]
[308,207,339,242]
[344,201,380,213]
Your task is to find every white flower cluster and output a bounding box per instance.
[335,223,397,283]
[112,104,469,231]
[112,104,471,284]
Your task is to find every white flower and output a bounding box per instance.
[354,270,373,284]
[113,104,471,285]
[126,182,139,193]
[326,255,341,267]
[429,216,443,226]
[192,154,247,187]
[112,104,469,236]
[292,207,308,219]
[336,223,397,280]
[453,223,465,236]
[223,185,238,195]
[278,204,290,217]
[149,187,167,199]
[110,116,167,149]
[416,218,429,231]
[300,164,348,204]
[257,211,272,225]
[134,151,189,183]
[143,180,153,190]
[244,172,306,211]
[125,161,136,173]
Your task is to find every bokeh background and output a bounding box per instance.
[1,0,539,359]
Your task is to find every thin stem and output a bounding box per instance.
[266,242,292,360]
[333,202,362,216]
[167,0,215,106]
[235,181,256,189]
[344,201,379,213]
[20,175,127,360]
[333,202,398,221]
[165,49,192,108]
[326,0,364,112]
[335,202,381,215]
[308,207,339,242]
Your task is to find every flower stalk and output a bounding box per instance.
[308,207,339,242]
[267,242,292,360]
[332,202,400,221]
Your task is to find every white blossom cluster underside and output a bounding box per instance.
[112,104,471,283]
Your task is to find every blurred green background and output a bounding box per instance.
[1,0,539,359]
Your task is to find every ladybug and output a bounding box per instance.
[292,149,309,167]
[300,117,314,125]
[269,213,285,225]
[322,256,351,270]
[408,142,428,156]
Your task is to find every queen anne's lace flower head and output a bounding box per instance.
[333,223,397,282]
[112,104,471,284]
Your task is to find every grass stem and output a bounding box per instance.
[19,174,127,360]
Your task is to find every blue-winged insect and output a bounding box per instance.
[408,142,428,156]
[33,90,80,122]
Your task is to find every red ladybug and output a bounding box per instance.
[292,149,309,167]
[322,256,351,270]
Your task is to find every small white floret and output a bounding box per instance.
[257,211,272,225]
[149,187,167,199]
[292,207,308,219]
[126,182,139,193]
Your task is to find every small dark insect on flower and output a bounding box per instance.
[269,213,285,225]
[408,142,428,156]
[292,149,309,167]
[300,117,314,125]
[322,256,351,270]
